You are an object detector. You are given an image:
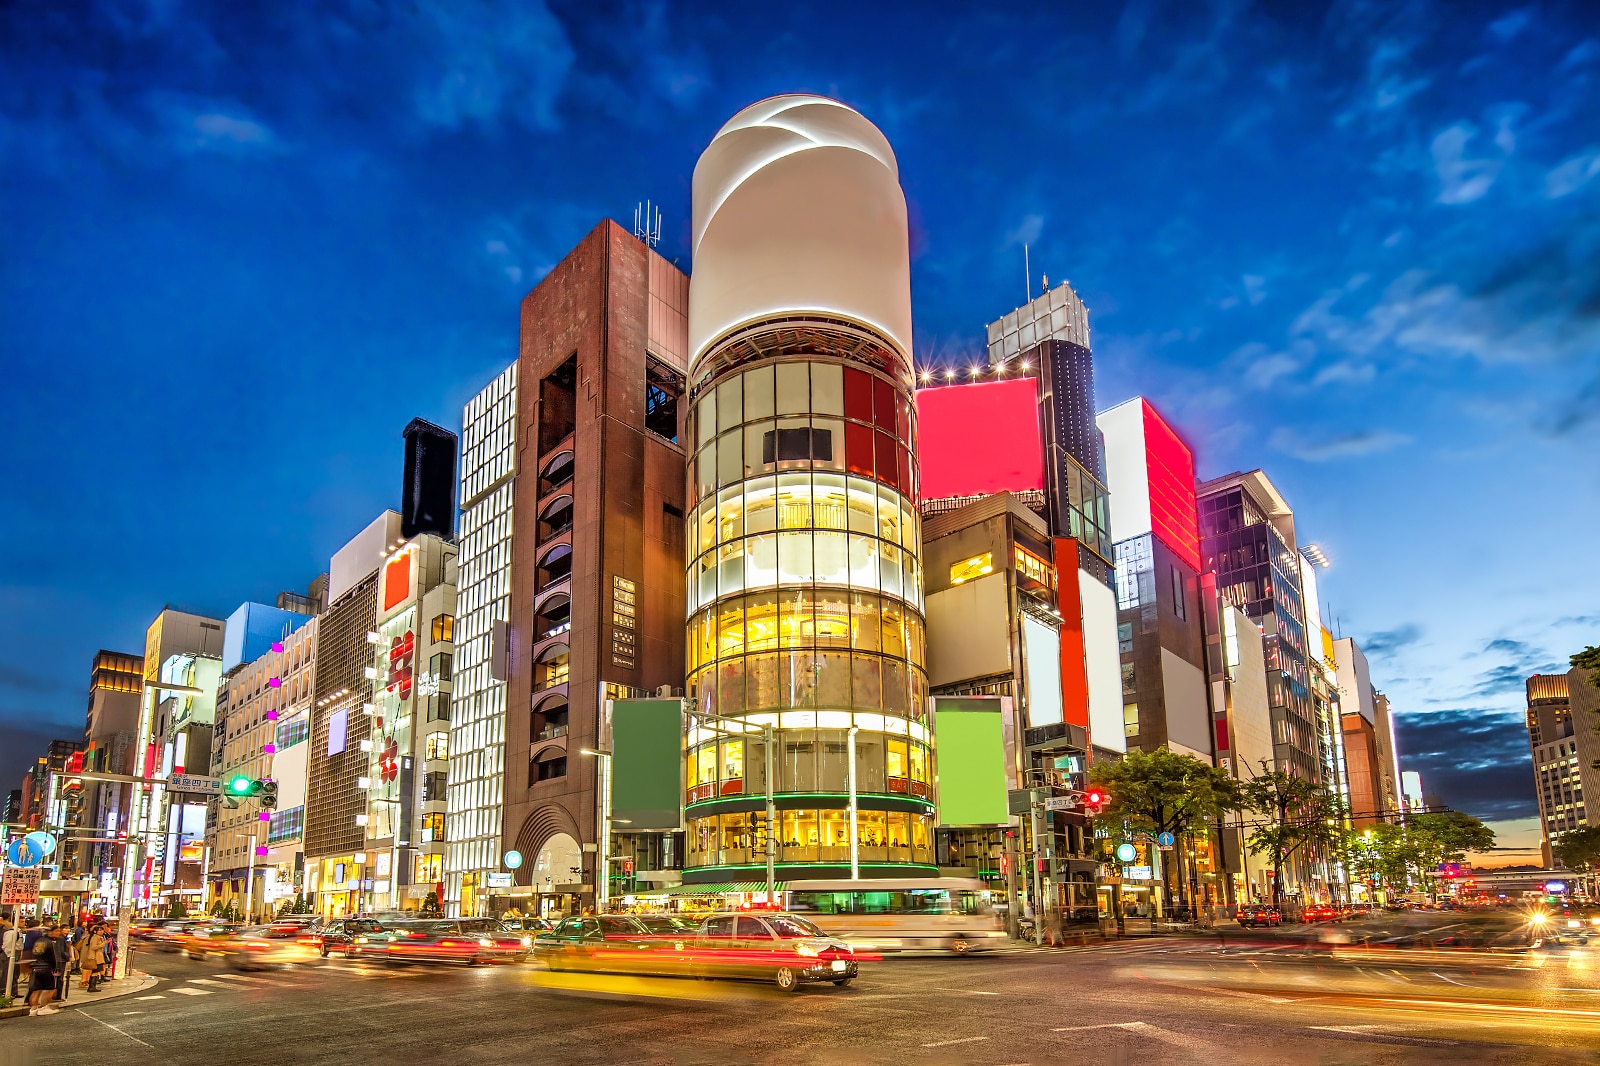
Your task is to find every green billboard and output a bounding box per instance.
[611,699,684,829]
[933,698,1010,827]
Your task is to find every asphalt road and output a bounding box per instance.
[8,914,1600,1066]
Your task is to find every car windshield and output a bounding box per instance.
[633,915,695,934]
[457,919,502,934]
[767,916,827,939]
[393,920,452,935]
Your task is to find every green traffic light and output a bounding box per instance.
[227,774,254,795]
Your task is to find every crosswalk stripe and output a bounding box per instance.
[212,974,269,983]
[135,995,165,1000]
[188,979,228,986]
[170,987,213,996]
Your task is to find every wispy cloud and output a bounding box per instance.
[411,0,574,132]
[1431,121,1504,204]
[1270,426,1411,461]
[1545,148,1600,197]
[1364,624,1423,656]
[1394,707,1536,822]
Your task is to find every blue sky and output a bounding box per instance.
[3,1,1596,861]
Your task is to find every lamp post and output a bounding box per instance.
[579,748,613,912]
[847,726,859,881]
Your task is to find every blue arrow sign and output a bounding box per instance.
[1156,832,1176,848]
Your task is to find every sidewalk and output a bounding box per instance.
[0,970,158,1021]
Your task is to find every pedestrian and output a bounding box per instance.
[26,928,58,1016]
[0,917,16,999]
[48,923,71,1004]
[75,923,107,992]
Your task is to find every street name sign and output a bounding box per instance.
[168,773,223,796]
[1044,796,1080,811]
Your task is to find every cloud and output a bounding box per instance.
[1270,427,1411,461]
[1311,359,1375,386]
[1005,213,1044,246]
[412,0,575,132]
[1363,624,1423,656]
[1431,122,1503,204]
[1465,636,1567,698]
[1394,707,1537,823]
[0,665,71,694]
[1545,149,1600,198]
[155,98,280,155]
[1488,8,1534,43]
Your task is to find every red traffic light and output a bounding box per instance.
[1084,787,1108,811]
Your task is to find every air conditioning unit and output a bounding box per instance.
[656,684,672,698]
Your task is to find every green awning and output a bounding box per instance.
[652,882,786,896]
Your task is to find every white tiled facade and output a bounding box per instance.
[444,363,518,915]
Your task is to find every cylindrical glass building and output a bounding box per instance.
[682,96,934,882]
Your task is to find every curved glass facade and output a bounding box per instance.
[684,352,934,881]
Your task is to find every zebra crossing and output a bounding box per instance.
[136,964,427,998]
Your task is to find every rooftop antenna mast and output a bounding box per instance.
[634,200,662,249]
[1024,243,1031,303]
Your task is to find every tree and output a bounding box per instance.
[1572,646,1600,670]
[417,888,443,917]
[166,898,189,920]
[1553,826,1600,895]
[1091,748,1243,915]
[1238,761,1345,908]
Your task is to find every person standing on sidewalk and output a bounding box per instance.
[26,931,58,1016]
[75,923,107,992]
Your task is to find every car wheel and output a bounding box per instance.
[320,945,330,959]
[774,966,799,993]
[831,977,853,987]
[950,937,971,956]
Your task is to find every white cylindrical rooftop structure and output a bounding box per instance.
[688,94,912,372]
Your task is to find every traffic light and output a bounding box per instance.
[1083,787,1108,815]
[259,780,279,810]
[226,773,255,797]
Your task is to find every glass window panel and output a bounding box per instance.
[697,442,716,500]
[815,650,851,709]
[843,366,873,422]
[844,421,874,477]
[696,673,715,717]
[848,534,879,590]
[813,531,850,586]
[697,552,717,607]
[717,542,745,599]
[778,589,813,649]
[776,362,809,414]
[717,430,743,487]
[905,612,925,668]
[872,377,894,430]
[817,728,850,791]
[874,431,896,485]
[717,485,743,545]
[810,417,845,471]
[811,473,848,530]
[909,743,928,784]
[778,531,812,585]
[814,588,851,647]
[744,365,775,420]
[879,542,903,599]
[880,598,906,658]
[718,599,745,658]
[876,485,902,543]
[782,651,818,709]
[882,659,909,717]
[781,807,819,859]
[846,478,878,535]
[818,808,849,860]
[744,421,771,478]
[722,740,744,782]
[855,731,885,792]
[698,394,716,446]
[717,376,742,433]
[748,651,780,711]
[886,738,908,780]
[697,744,719,788]
[859,809,888,859]
[777,472,812,529]
[910,668,928,722]
[745,533,778,589]
[902,501,917,553]
[851,592,881,653]
[852,655,882,712]
[811,362,843,416]
[782,736,818,795]
[744,476,777,534]
[745,592,779,653]
[697,609,718,668]
[718,659,746,717]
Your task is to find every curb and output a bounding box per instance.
[0,972,158,1021]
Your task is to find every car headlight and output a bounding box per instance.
[795,943,819,957]
[521,936,532,947]
[478,938,494,947]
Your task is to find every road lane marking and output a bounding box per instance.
[169,987,214,996]
[1052,1023,1146,1032]
[212,973,269,983]
[134,995,165,1000]
[187,978,228,986]
[1430,971,1468,986]
[78,1010,155,1048]
[922,1036,990,1048]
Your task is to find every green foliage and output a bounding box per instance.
[1553,825,1600,874]
[417,889,443,917]
[1344,812,1496,895]
[1089,747,1243,837]
[166,899,189,920]
[276,892,314,917]
[1570,646,1600,671]
[1238,761,1346,906]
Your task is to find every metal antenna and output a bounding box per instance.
[633,200,662,249]
[1024,244,1031,304]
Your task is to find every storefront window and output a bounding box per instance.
[781,809,819,862]
[887,739,908,792]
[721,740,744,788]
[688,815,716,865]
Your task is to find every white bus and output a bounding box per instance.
[783,878,1005,954]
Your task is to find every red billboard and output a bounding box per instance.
[915,378,1044,501]
[1141,400,1200,572]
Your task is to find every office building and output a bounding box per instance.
[1336,637,1401,826]
[71,651,144,881]
[1096,397,1210,761]
[681,95,933,884]
[498,218,689,912]
[444,363,518,916]
[1203,599,1275,903]
[208,598,317,920]
[304,512,398,916]
[401,417,459,540]
[1527,670,1600,867]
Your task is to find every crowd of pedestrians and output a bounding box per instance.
[1,914,117,1018]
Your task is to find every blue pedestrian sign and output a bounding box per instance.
[6,836,47,868]
[1156,832,1176,848]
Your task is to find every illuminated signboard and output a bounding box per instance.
[915,378,1044,501]
[382,547,414,613]
[1141,400,1200,572]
